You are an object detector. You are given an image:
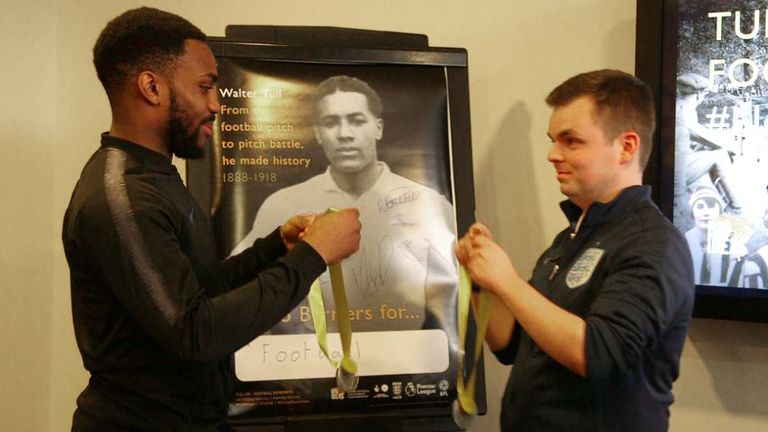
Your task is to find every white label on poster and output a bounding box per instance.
[235,330,449,381]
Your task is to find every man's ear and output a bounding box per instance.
[375,118,383,140]
[619,131,640,165]
[136,71,162,106]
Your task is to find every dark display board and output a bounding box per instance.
[637,0,768,322]
[187,27,484,430]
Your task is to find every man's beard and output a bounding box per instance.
[168,90,206,160]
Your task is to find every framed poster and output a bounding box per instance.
[637,0,768,322]
[187,27,482,430]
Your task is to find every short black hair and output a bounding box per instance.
[546,69,656,169]
[93,7,206,97]
[311,75,383,121]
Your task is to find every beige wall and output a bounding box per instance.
[2,1,767,431]
[1,1,58,431]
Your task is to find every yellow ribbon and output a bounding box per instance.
[308,209,358,391]
[456,265,491,416]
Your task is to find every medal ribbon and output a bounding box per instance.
[456,265,492,416]
[307,209,358,389]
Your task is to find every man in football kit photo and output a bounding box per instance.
[232,75,458,332]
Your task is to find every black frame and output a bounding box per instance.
[636,0,768,322]
[186,27,484,431]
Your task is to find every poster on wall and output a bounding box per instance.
[673,0,768,289]
[185,35,481,427]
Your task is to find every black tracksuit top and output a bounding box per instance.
[63,135,326,431]
[494,186,695,432]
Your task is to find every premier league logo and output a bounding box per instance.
[566,248,605,289]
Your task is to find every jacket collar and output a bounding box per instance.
[100,133,176,174]
[559,185,652,229]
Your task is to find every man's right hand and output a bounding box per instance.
[301,208,361,265]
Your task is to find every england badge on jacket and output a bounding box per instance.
[566,248,605,289]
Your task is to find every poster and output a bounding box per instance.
[207,57,462,418]
[674,0,768,289]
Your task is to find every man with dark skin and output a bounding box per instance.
[63,7,360,431]
[233,76,457,332]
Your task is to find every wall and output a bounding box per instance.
[1,1,766,431]
[0,1,57,431]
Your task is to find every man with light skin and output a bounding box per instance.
[457,70,694,431]
[63,8,360,431]
[233,75,457,332]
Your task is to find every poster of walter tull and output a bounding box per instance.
[202,56,463,420]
